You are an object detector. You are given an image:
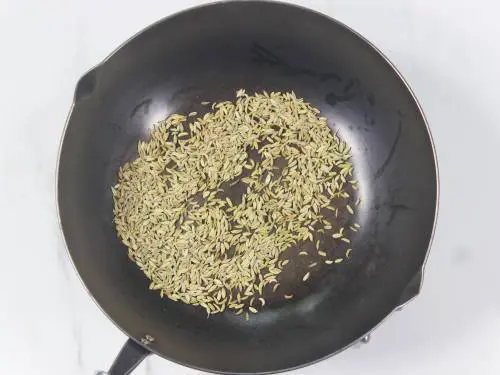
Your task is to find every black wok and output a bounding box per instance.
[57,1,438,374]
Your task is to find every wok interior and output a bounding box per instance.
[58,2,437,373]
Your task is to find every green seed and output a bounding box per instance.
[112,89,358,318]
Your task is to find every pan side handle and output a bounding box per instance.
[96,338,151,375]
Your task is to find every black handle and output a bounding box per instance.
[98,338,151,375]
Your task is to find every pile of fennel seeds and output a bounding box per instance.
[112,89,360,319]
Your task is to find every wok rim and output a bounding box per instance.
[55,1,440,374]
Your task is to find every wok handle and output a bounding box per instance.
[96,338,151,375]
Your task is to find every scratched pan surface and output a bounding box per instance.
[57,1,438,374]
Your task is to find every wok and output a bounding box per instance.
[57,1,438,374]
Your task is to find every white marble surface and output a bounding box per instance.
[1,0,500,374]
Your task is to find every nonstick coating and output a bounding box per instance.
[57,2,438,374]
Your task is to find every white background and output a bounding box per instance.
[1,0,499,374]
